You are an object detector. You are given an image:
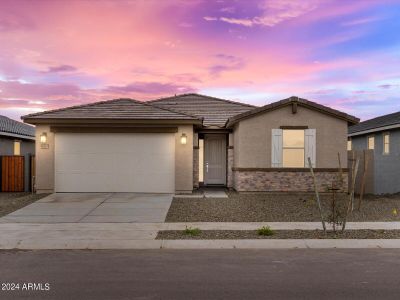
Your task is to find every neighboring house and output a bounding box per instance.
[348,111,400,194]
[22,94,358,194]
[0,115,35,192]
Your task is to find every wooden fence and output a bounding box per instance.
[348,150,374,195]
[0,156,25,192]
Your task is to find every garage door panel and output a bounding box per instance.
[55,133,175,193]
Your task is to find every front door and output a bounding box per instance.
[204,134,226,185]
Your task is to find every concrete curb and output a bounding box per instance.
[2,222,400,249]
[2,222,400,230]
[1,239,400,250]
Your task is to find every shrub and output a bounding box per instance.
[184,226,201,236]
[257,226,274,236]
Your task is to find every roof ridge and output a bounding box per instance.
[144,100,202,120]
[147,93,256,108]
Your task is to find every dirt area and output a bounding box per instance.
[157,229,400,240]
[0,193,49,217]
[165,192,400,222]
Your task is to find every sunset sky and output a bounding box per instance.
[1,0,399,121]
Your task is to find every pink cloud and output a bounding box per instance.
[341,16,382,26]
[46,65,77,73]
[0,0,398,121]
[0,80,81,99]
[219,17,253,27]
[105,82,196,95]
[205,0,322,27]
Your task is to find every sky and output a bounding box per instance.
[0,0,400,121]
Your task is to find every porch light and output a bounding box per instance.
[180,133,187,145]
[40,132,47,144]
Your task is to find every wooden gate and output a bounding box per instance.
[1,156,25,192]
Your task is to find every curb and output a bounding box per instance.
[1,239,400,250]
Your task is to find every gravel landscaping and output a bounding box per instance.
[165,192,400,222]
[157,229,400,240]
[0,193,49,217]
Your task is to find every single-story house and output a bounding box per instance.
[22,94,359,194]
[348,111,400,194]
[0,115,36,192]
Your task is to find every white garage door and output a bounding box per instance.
[55,133,175,193]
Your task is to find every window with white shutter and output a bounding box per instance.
[271,129,283,167]
[305,129,316,167]
[272,128,316,168]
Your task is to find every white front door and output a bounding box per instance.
[54,132,175,193]
[204,134,226,185]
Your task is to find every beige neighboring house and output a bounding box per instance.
[22,94,359,194]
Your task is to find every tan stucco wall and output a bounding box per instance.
[233,105,348,168]
[175,125,194,193]
[34,124,193,193]
[35,125,55,193]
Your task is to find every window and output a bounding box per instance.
[14,141,21,155]
[383,133,390,154]
[347,139,352,151]
[282,130,305,167]
[367,136,374,150]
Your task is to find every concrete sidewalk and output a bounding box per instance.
[1,222,400,249]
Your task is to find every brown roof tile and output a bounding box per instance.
[22,98,200,123]
[148,93,255,127]
[349,111,400,135]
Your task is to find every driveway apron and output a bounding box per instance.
[0,193,173,223]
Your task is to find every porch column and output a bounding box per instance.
[227,133,234,188]
[193,133,199,189]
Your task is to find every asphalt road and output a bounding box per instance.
[1,249,400,300]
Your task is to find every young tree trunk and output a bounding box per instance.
[308,157,326,232]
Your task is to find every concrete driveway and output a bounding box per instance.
[0,193,173,223]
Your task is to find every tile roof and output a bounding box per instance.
[349,111,400,135]
[148,93,255,127]
[0,115,35,138]
[227,96,360,127]
[22,98,200,122]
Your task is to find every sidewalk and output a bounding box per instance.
[1,222,400,249]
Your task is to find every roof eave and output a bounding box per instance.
[226,99,359,127]
[23,118,202,126]
[0,131,35,140]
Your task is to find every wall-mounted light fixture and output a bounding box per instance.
[180,133,187,145]
[40,132,47,144]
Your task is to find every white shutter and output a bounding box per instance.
[305,129,316,167]
[271,129,283,167]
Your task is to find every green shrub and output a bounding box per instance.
[184,226,201,236]
[257,226,274,236]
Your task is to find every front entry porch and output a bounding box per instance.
[194,133,229,189]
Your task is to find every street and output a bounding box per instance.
[1,249,400,299]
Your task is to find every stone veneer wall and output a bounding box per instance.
[227,148,234,188]
[233,170,348,192]
[193,147,199,188]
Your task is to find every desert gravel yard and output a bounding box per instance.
[156,229,400,239]
[165,192,400,222]
[0,193,49,217]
